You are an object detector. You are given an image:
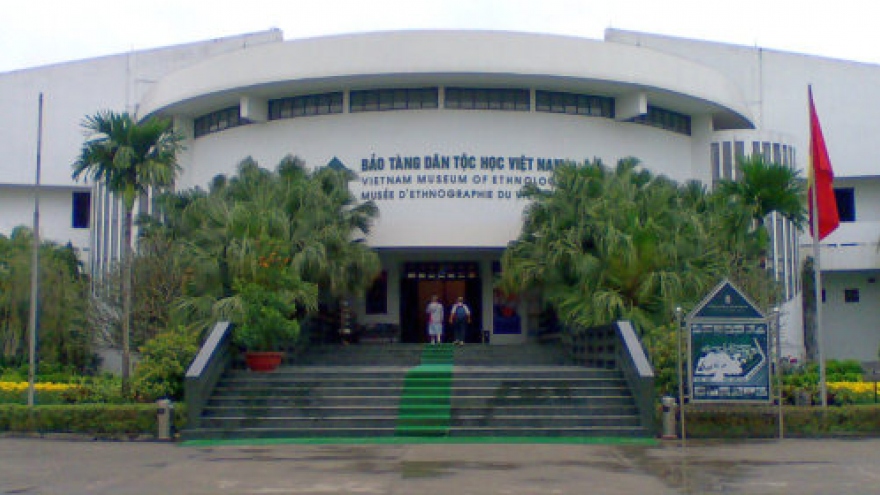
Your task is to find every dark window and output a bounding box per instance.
[72,192,91,229]
[445,87,529,111]
[194,107,245,138]
[630,105,691,135]
[535,91,614,118]
[834,188,855,222]
[844,288,860,303]
[269,92,343,120]
[350,88,438,112]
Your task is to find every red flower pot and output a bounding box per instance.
[245,351,284,372]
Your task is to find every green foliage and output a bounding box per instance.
[641,323,679,397]
[131,327,200,402]
[0,403,187,439]
[715,154,807,228]
[783,359,865,388]
[167,156,375,336]
[0,227,92,370]
[230,284,301,351]
[500,156,800,390]
[680,405,880,438]
[61,374,128,404]
[502,158,780,336]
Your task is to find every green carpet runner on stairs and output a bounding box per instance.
[395,344,454,436]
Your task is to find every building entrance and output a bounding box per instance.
[399,262,481,343]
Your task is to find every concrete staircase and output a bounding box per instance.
[183,343,649,440]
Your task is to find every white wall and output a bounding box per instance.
[179,108,698,249]
[0,186,90,250]
[606,29,880,179]
[0,30,283,250]
[821,270,880,361]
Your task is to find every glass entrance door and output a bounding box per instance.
[399,262,481,343]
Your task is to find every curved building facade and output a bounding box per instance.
[135,30,763,346]
[5,28,880,359]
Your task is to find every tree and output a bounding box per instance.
[499,157,785,396]
[715,154,806,228]
[72,110,183,393]
[0,227,91,370]
[169,156,380,343]
[500,157,782,334]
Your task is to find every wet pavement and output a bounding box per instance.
[2,436,880,494]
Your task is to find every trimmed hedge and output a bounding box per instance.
[678,404,880,438]
[0,403,187,439]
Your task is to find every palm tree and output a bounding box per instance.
[502,156,794,332]
[715,154,806,228]
[170,156,380,343]
[72,110,183,393]
[713,154,806,302]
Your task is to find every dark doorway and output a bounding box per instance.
[399,262,481,343]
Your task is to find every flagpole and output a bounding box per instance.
[27,92,43,407]
[808,85,828,408]
[810,177,827,407]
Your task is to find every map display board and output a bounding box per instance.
[687,279,772,404]
[690,322,770,402]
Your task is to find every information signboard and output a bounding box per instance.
[690,322,770,402]
[687,279,772,404]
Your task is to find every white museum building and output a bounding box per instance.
[2,28,878,361]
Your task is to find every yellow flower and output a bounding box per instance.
[0,381,78,393]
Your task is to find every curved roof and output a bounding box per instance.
[140,30,754,129]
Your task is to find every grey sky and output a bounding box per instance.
[2,0,878,73]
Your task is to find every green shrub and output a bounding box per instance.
[679,404,880,438]
[132,327,200,402]
[60,374,128,404]
[0,403,187,439]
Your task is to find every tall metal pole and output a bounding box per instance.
[810,160,828,408]
[27,93,44,407]
[675,306,686,446]
[774,307,784,439]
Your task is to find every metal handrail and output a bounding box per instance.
[184,321,233,429]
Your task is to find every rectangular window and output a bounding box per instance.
[630,105,691,135]
[445,87,529,111]
[844,288,860,303]
[722,142,732,180]
[269,92,343,120]
[710,142,720,187]
[834,188,855,222]
[194,106,244,138]
[535,91,614,118]
[349,88,438,113]
[72,191,91,229]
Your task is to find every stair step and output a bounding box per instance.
[189,343,650,440]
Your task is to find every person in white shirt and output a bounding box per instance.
[425,295,444,344]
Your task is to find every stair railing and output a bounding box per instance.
[185,321,234,429]
[614,321,656,436]
[564,320,656,436]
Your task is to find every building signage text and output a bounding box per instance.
[356,152,587,202]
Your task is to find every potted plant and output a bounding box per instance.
[232,282,302,372]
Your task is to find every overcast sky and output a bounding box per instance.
[2,0,878,73]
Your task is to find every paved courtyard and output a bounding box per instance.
[2,436,879,494]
